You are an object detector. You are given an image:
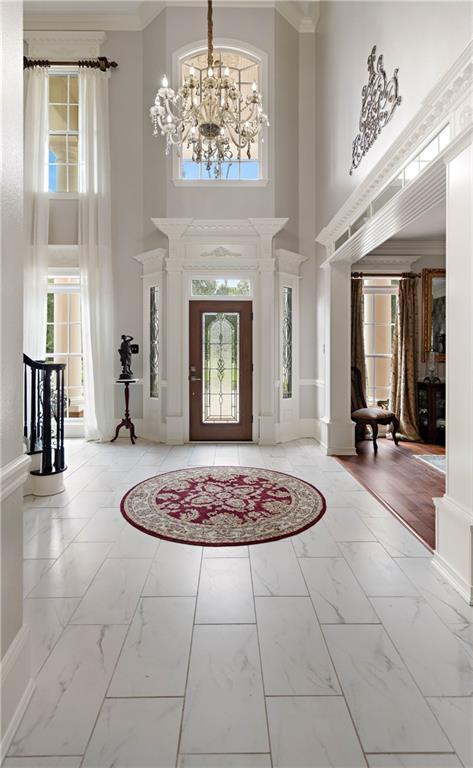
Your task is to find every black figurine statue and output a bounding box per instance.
[118,334,134,380]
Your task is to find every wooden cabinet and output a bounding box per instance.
[417,381,445,445]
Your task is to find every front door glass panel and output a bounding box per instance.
[202,311,240,423]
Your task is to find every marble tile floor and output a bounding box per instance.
[5,438,473,768]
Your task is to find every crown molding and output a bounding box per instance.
[275,248,307,274]
[276,1,319,33]
[24,0,317,33]
[152,217,288,243]
[367,238,445,258]
[356,254,418,272]
[322,153,448,267]
[24,30,106,56]
[316,39,473,250]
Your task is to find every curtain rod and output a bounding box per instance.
[351,271,421,278]
[23,56,118,72]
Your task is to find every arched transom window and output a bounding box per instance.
[178,47,264,182]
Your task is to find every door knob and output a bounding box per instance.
[190,376,201,382]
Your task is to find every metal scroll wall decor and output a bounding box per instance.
[350,45,402,175]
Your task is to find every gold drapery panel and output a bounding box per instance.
[351,277,367,407]
[391,276,421,441]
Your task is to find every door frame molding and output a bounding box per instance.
[188,299,253,441]
[135,218,309,444]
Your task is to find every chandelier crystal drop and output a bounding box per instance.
[150,0,269,179]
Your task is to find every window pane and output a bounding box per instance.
[363,293,374,323]
[49,104,67,131]
[69,105,78,132]
[54,165,68,192]
[192,279,251,296]
[46,324,54,354]
[365,357,375,389]
[69,292,80,318]
[150,285,159,398]
[49,75,68,103]
[281,286,292,399]
[49,135,67,163]
[68,355,82,387]
[54,323,68,353]
[374,324,392,355]
[69,76,78,104]
[67,136,78,163]
[203,312,240,423]
[363,324,374,355]
[374,294,392,323]
[179,48,261,182]
[69,324,82,354]
[68,165,78,193]
[47,293,54,323]
[374,357,391,389]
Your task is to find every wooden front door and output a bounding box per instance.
[189,301,253,441]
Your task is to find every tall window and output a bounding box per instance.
[48,71,79,193]
[281,286,293,399]
[363,278,399,406]
[46,272,84,419]
[179,48,262,181]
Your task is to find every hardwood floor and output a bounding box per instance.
[337,438,445,550]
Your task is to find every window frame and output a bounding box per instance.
[279,273,299,423]
[47,66,80,198]
[171,38,269,188]
[363,280,399,407]
[46,267,84,423]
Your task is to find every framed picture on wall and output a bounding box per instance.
[422,268,446,362]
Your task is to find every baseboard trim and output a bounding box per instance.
[432,551,473,606]
[1,454,31,502]
[275,418,317,443]
[1,625,34,760]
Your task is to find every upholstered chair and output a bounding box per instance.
[351,366,400,454]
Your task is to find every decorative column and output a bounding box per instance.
[251,219,288,445]
[152,219,191,444]
[133,249,166,442]
[434,136,473,604]
[319,259,356,455]
[258,258,277,444]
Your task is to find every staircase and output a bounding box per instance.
[23,354,67,496]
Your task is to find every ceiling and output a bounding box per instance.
[392,200,446,240]
[24,0,320,32]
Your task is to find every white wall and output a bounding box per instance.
[314,0,471,437]
[315,1,473,230]
[1,0,24,658]
[1,0,33,752]
[101,32,145,416]
[29,5,318,430]
[160,6,276,223]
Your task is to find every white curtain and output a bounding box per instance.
[24,67,49,360]
[79,68,115,441]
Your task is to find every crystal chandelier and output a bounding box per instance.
[150,0,269,179]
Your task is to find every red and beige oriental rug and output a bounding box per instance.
[120,466,326,547]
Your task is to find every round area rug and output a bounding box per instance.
[120,466,326,547]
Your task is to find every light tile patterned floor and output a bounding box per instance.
[5,438,473,768]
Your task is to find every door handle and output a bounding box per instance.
[190,376,201,382]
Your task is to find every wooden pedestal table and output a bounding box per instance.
[112,378,140,444]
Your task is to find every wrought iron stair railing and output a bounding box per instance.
[23,354,67,476]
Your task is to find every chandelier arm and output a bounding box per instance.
[207,0,213,69]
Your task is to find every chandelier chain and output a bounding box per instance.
[207,0,214,69]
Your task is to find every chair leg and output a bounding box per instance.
[371,422,378,454]
[391,416,400,446]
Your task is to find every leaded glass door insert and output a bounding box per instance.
[189,301,252,441]
[203,312,240,423]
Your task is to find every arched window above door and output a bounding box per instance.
[173,42,268,186]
